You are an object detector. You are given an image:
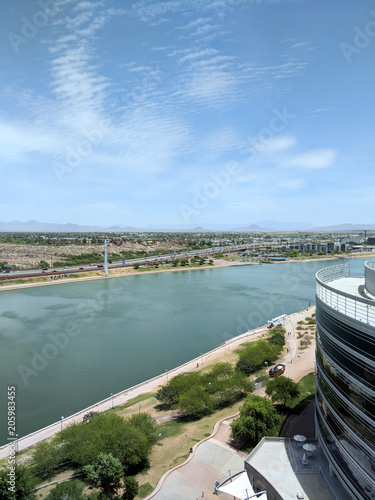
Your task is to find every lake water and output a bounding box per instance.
[0,257,370,443]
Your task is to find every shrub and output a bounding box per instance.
[60,412,156,471]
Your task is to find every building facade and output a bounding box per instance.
[315,262,375,499]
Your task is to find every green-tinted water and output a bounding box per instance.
[0,258,368,443]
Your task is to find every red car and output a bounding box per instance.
[269,364,285,377]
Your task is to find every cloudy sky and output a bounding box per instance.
[1,0,374,228]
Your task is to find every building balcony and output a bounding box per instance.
[315,263,375,327]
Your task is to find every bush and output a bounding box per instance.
[60,412,156,471]
[0,465,37,499]
[45,479,86,499]
[268,332,286,349]
[122,477,139,500]
[299,338,312,349]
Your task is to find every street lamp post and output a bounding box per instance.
[139,401,142,414]
[60,416,64,432]
[15,434,18,454]
[111,393,114,408]
[165,369,168,382]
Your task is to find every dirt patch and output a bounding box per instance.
[0,240,187,269]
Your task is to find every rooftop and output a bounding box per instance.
[245,437,350,500]
[328,276,365,300]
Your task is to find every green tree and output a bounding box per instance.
[230,394,280,447]
[168,372,202,395]
[45,480,87,499]
[209,362,234,379]
[178,386,213,416]
[265,376,300,405]
[155,385,179,409]
[239,340,279,369]
[133,262,140,269]
[127,413,157,445]
[31,440,66,480]
[38,260,49,269]
[122,477,139,500]
[268,331,286,349]
[61,412,155,471]
[236,359,255,375]
[0,464,36,500]
[83,453,123,498]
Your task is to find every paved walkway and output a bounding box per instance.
[149,416,245,500]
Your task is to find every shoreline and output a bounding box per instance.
[0,259,245,292]
[1,252,373,293]
[0,306,316,459]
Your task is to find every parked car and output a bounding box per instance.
[269,364,285,377]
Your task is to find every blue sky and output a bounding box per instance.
[1,0,375,228]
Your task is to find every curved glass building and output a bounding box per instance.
[315,262,375,499]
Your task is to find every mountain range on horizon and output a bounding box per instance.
[1,220,375,233]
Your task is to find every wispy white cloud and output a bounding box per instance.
[280,179,307,190]
[282,149,337,169]
[178,48,218,64]
[311,107,334,114]
[0,120,60,162]
[199,127,240,155]
[258,135,297,153]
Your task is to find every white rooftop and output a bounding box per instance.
[328,276,365,299]
[245,438,334,500]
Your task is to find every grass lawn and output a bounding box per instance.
[285,371,315,413]
[0,276,51,286]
